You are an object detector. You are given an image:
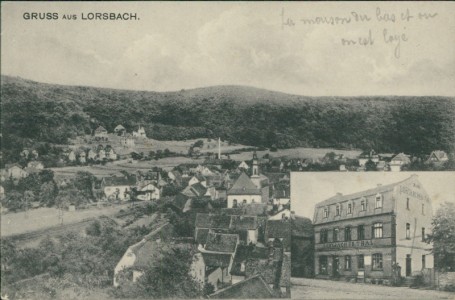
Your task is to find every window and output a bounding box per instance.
[345,227,352,241]
[358,255,365,269]
[252,198,255,203]
[422,227,425,242]
[373,223,383,238]
[242,199,247,205]
[319,256,328,275]
[406,198,410,210]
[372,253,383,270]
[336,205,340,216]
[323,208,328,218]
[233,199,238,208]
[422,204,425,215]
[361,199,366,211]
[347,203,352,214]
[406,223,411,239]
[358,225,365,240]
[333,228,339,242]
[345,255,351,270]
[375,194,383,208]
[320,229,328,243]
[422,255,426,269]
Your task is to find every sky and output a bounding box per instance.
[1,1,455,96]
[291,172,455,220]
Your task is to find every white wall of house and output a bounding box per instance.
[269,209,291,220]
[104,186,131,200]
[390,164,402,172]
[247,229,258,244]
[8,166,28,179]
[232,275,245,285]
[227,195,261,208]
[188,177,200,186]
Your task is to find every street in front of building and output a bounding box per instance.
[291,278,454,299]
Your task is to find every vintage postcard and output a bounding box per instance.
[1,1,454,299]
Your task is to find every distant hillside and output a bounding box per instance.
[1,75,455,165]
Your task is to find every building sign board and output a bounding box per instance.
[320,240,373,250]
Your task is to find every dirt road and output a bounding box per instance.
[291,278,454,299]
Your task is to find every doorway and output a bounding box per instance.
[333,256,339,277]
[406,255,412,277]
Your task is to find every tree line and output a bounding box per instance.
[2,76,455,167]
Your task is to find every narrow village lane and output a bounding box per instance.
[291,278,454,299]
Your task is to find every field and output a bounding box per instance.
[70,135,249,156]
[229,147,362,162]
[50,145,361,179]
[50,156,205,179]
[1,204,130,238]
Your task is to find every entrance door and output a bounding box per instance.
[406,255,412,277]
[333,256,339,277]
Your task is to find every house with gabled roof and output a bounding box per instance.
[191,252,233,291]
[94,125,108,138]
[113,222,175,287]
[227,172,262,208]
[205,232,239,254]
[132,125,147,138]
[265,219,291,252]
[136,182,160,201]
[101,175,136,201]
[390,153,411,172]
[358,149,380,166]
[426,150,449,164]
[5,163,28,180]
[182,182,207,198]
[230,215,259,244]
[114,124,126,136]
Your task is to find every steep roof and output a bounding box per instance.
[102,176,136,187]
[230,245,269,276]
[195,213,231,229]
[202,252,232,268]
[209,274,275,299]
[428,150,449,161]
[315,175,417,207]
[230,215,258,230]
[195,228,210,245]
[94,126,107,133]
[205,232,238,253]
[228,172,261,195]
[391,152,411,163]
[266,220,291,240]
[182,182,207,198]
[114,125,125,131]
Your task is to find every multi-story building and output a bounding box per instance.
[312,175,433,284]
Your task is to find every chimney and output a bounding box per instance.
[218,137,221,160]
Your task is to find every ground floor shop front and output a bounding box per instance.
[314,245,433,285]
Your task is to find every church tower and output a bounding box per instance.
[252,151,259,177]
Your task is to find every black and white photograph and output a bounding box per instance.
[1,1,454,299]
[291,172,455,299]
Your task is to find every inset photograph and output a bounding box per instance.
[291,172,455,299]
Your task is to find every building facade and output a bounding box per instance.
[313,175,433,284]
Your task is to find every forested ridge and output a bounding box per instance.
[2,75,454,162]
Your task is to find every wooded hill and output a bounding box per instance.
[2,75,454,164]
